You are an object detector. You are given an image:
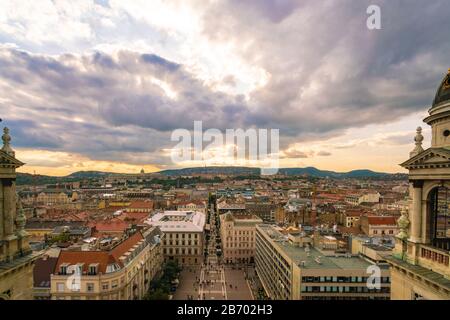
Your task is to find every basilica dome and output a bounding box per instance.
[432,69,450,107]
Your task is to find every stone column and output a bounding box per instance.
[0,181,3,238]
[410,180,423,243]
[2,178,16,238]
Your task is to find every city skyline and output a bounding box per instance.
[1,1,450,176]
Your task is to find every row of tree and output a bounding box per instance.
[143,261,181,300]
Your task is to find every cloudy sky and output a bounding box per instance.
[1,0,449,175]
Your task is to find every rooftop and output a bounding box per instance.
[146,210,205,232]
[54,230,146,274]
[257,224,378,270]
[432,69,450,108]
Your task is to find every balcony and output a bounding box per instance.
[418,244,450,278]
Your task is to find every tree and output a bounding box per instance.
[144,288,169,300]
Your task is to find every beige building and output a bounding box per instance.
[36,190,77,206]
[256,224,390,300]
[345,193,380,206]
[0,127,41,300]
[360,216,398,237]
[176,200,207,214]
[146,210,205,265]
[50,227,164,300]
[220,212,262,264]
[387,70,450,300]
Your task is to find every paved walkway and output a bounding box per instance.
[173,205,254,300]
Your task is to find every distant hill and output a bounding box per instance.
[277,167,404,179]
[16,170,112,185]
[161,166,407,179]
[16,166,407,185]
[66,171,112,179]
[159,166,260,176]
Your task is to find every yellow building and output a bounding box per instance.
[386,70,450,300]
[36,190,77,206]
[50,227,164,300]
[0,127,41,300]
[220,212,262,264]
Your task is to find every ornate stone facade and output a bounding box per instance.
[387,70,450,300]
[0,127,41,300]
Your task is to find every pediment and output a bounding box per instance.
[0,150,24,168]
[400,148,450,169]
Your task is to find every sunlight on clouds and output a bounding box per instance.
[15,149,160,176]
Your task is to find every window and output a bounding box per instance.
[88,264,98,275]
[70,278,80,292]
[60,264,68,275]
[57,283,65,292]
[429,186,450,250]
[102,282,109,291]
[87,283,95,292]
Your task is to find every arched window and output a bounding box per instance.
[428,186,450,250]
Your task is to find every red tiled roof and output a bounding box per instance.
[176,200,206,206]
[345,210,364,217]
[127,200,154,209]
[89,218,129,232]
[367,216,397,225]
[55,251,110,274]
[110,232,144,264]
[55,232,145,273]
[119,212,149,223]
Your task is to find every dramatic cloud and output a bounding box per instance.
[0,0,449,173]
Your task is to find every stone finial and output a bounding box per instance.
[1,127,15,157]
[396,208,410,240]
[409,126,424,158]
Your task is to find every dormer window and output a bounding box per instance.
[60,263,69,275]
[88,263,99,275]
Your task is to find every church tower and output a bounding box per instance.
[387,70,450,300]
[0,126,40,300]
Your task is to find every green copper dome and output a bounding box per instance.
[432,69,450,107]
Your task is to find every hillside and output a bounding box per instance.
[16,166,407,185]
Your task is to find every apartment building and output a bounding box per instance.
[245,201,277,223]
[36,190,78,206]
[125,200,154,213]
[176,200,207,214]
[146,210,205,265]
[360,216,398,237]
[345,192,380,206]
[255,224,390,300]
[220,212,263,264]
[50,227,164,300]
[340,210,364,228]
